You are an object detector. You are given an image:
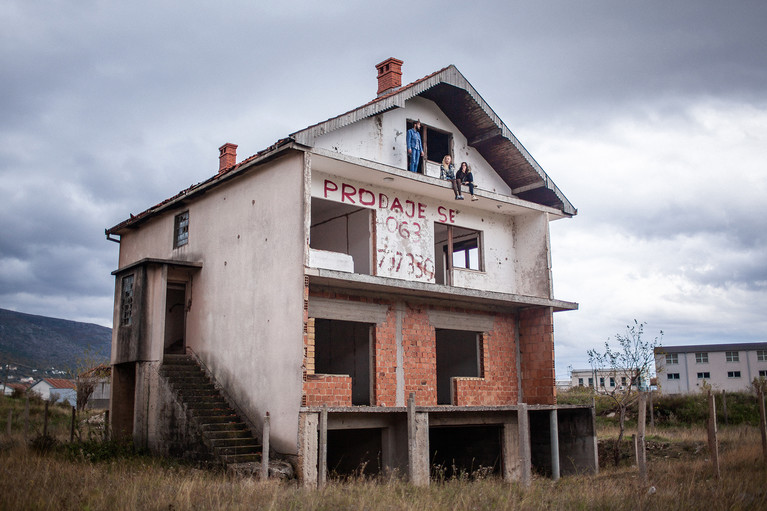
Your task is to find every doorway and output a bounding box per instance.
[164,283,186,354]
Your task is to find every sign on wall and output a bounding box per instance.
[315,173,458,284]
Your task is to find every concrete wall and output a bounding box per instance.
[312,170,549,298]
[312,96,513,196]
[114,152,307,455]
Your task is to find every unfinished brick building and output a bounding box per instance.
[105,58,597,485]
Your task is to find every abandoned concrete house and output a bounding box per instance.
[105,58,597,485]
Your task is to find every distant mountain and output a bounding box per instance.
[0,308,111,373]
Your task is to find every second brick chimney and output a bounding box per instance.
[218,143,238,173]
[376,57,403,96]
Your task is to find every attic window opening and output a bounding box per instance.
[174,211,189,248]
[406,120,453,171]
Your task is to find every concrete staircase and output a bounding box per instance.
[161,354,262,472]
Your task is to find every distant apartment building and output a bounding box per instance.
[569,368,645,393]
[655,343,767,394]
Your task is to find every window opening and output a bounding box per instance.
[667,373,680,380]
[578,378,583,387]
[120,275,134,326]
[758,350,767,362]
[760,370,767,378]
[727,371,741,378]
[174,211,189,248]
[697,372,710,379]
[434,223,483,285]
[310,198,372,275]
[665,353,678,364]
[406,120,453,171]
[314,319,372,406]
[695,352,708,363]
[436,329,482,405]
[726,351,739,362]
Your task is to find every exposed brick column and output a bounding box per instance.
[402,305,437,405]
[518,307,556,405]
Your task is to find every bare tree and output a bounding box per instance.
[588,320,662,466]
[70,348,109,411]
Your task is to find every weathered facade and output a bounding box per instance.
[105,59,597,484]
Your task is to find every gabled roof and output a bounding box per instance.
[292,65,576,216]
[34,378,76,390]
[106,64,575,235]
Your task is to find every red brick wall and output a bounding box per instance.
[303,374,352,407]
[518,307,556,405]
[402,305,437,405]
[451,315,519,406]
[374,307,398,406]
[303,290,555,407]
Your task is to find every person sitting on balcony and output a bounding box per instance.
[439,155,462,200]
[456,162,478,201]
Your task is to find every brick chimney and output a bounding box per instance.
[375,57,403,96]
[218,143,238,173]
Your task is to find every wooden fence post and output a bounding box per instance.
[43,401,49,438]
[637,392,647,483]
[649,391,655,428]
[758,387,767,464]
[261,412,270,480]
[70,406,76,442]
[722,390,728,426]
[24,396,29,440]
[707,390,720,479]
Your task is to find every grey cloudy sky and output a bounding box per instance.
[2,1,766,378]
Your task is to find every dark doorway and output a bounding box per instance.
[429,425,502,478]
[327,428,382,477]
[315,319,372,406]
[164,283,186,354]
[436,329,481,405]
[111,362,136,441]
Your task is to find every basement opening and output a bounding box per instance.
[429,425,502,478]
[314,319,373,406]
[435,329,482,405]
[111,362,136,441]
[310,198,372,275]
[326,428,382,477]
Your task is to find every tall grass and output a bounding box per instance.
[2,395,766,510]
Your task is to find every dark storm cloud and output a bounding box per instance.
[1,0,766,362]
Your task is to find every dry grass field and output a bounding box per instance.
[1,398,766,510]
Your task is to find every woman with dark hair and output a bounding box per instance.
[457,162,478,201]
[440,155,463,200]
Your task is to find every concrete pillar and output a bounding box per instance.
[407,393,430,486]
[502,420,518,482]
[518,403,531,486]
[318,406,328,488]
[550,409,560,481]
[298,413,318,488]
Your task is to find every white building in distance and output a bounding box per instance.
[655,343,767,394]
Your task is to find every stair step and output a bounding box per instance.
[221,453,261,464]
[196,415,241,424]
[201,421,249,432]
[209,437,261,448]
[215,444,261,456]
[203,429,252,440]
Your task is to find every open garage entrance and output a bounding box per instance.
[327,428,383,477]
[429,425,502,478]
